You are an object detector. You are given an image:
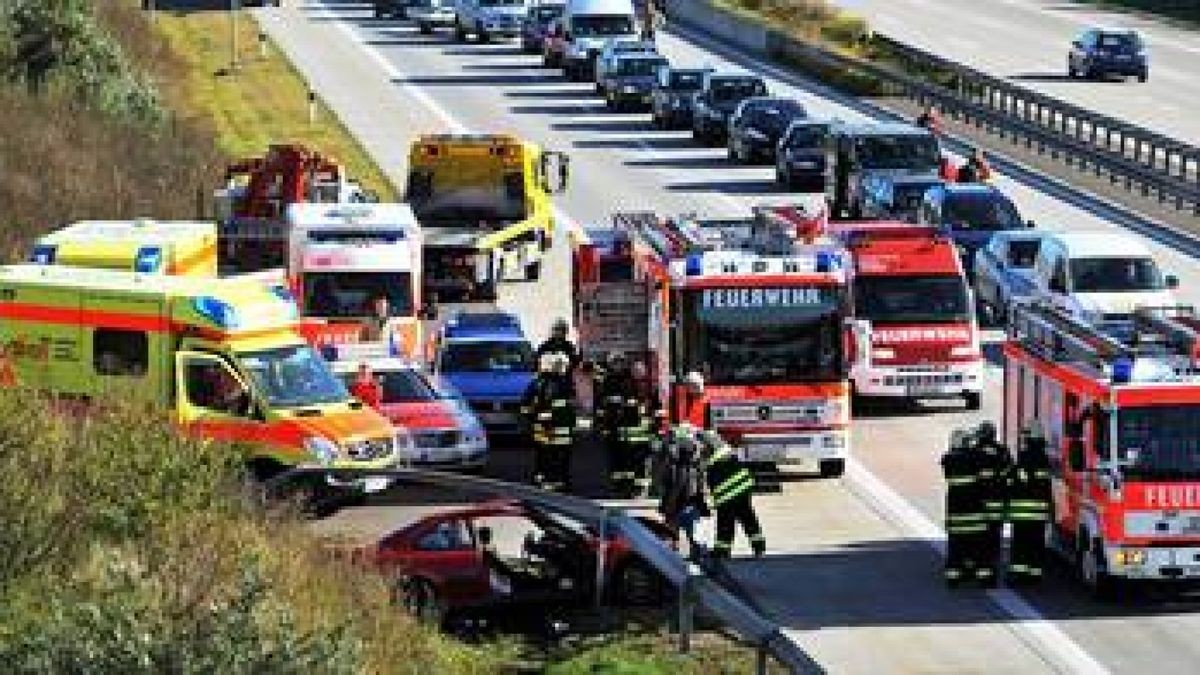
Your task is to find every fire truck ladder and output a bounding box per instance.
[611,203,825,260]
[1009,301,1200,371]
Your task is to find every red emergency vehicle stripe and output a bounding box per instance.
[0,303,171,332]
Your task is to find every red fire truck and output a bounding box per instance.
[831,221,983,410]
[576,204,851,477]
[1004,301,1200,597]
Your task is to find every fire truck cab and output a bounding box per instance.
[287,203,426,357]
[833,221,983,410]
[1005,301,1200,596]
[606,202,851,477]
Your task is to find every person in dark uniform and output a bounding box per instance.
[627,359,663,497]
[1005,421,1052,585]
[699,429,764,559]
[534,318,580,373]
[942,428,987,587]
[973,420,1012,586]
[522,353,578,492]
[656,424,709,553]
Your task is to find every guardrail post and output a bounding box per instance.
[676,562,700,654]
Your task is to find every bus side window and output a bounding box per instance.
[94,328,148,378]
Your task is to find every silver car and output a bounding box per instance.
[973,230,1047,326]
[593,38,656,95]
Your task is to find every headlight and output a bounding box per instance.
[1114,549,1147,566]
[871,347,895,360]
[303,436,339,466]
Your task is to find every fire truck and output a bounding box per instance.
[831,221,983,411]
[405,134,568,302]
[1004,301,1200,597]
[215,144,377,275]
[584,203,851,477]
[286,203,426,357]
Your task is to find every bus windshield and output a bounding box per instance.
[854,275,970,325]
[679,287,845,385]
[238,345,350,409]
[1118,406,1200,478]
[856,135,940,171]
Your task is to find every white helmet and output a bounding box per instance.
[684,371,705,393]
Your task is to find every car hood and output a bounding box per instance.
[379,401,463,431]
[444,371,534,400]
[1074,289,1177,317]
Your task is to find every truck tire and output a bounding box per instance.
[963,391,981,411]
[819,458,845,479]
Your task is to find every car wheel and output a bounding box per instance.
[477,25,490,43]
[1138,70,1148,83]
[963,391,981,411]
[615,559,667,606]
[727,139,738,162]
[454,22,467,42]
[400,578,446,625]
[419,21,432,35]
[819,458,845,479]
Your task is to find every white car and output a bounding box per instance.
[1031,231,1179,327]
[560,0,639,81]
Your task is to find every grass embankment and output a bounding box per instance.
[149,7,397,201]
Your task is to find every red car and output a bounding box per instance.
[357,500,674,625]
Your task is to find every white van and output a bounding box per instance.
[1032,231,1179,325]
[559,0,639,81]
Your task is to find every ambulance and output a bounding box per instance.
[0,265,400,496]
[286,203,426,357]
[30,220,218,277]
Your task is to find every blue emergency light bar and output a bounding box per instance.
[193,296,241,330]
[134,246,163,274]
[1111,357,1134,385]
[29,245,56,265]
[444,311,524,338]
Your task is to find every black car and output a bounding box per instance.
[372,0,410,19]
[602,54,670,112]
[691,73,768,147]
[727,97,806,165]
[521,4,564,55]
[775,120,832,192]
[1068,28,1147,82]
[650,67,709,130]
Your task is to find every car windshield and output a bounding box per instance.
[943,194,1023,230]
[747,101,805,133]
[618,58,665,76]
[406,172,526,226]
[1069,256,1163,292]
[442,341,534,373]
[892,182,939,210]
[710,79,765,101]
[784,125,826,149]
[572,15,633,36]
[668,71,705,90]
[679,287,845,385]
[1118,406,1200,479]
[854,275,971,324]
[303,272,413,319]
[856,134,940,171]
[1006,240,1041,267]
[238,345,349,409]
[1098,32,1141,51]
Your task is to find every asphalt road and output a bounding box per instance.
[827,0,1200,144]
[257,1,1200,671]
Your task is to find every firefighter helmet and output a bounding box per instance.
[683,371,705,394]
[551,318,569,337]
[949,428,971,451]
[976,421,998,444]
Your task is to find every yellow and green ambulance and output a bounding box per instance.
[31,219,219,277]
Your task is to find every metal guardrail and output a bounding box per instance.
[275,467,823,674]
[664,0,1200,216]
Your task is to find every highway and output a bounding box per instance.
[826,0,1199,144]
[257,1,1200,671]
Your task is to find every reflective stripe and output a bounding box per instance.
[713,477,754,505]
[749,534,765,543]
[713,540,732,551]
[946,513,985,523]
[713,469,753,498]
[1009,513,1049,521]
[976,568,994,578]
[709,447,733,464]
[947,523,987,534]
[944,568,963,579]
[947,476,977,485]
[551,399,569,408]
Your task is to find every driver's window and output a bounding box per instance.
[182,357,250,417]
[416,520,473,552]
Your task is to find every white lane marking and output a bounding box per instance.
[301,0,586,243]
[846,460,1109,675]
[297,5,1108,671]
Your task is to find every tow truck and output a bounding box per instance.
[1003,302,1200,598]
[215,144,377,276]
[585,201,851,477]
[405,134,569,303]
[831,221,983,411]
[286,203,427,357]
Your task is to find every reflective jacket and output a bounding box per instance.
[705,446,754,507]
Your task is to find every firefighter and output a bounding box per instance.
[941,427,986,587]
[973,420,1012,585]
[1005,421,1052,585]
[657,424,709,552]
[534,318,581,373]
[522,353,578,492]
[699,429,764,559]
[628,359,663,497]
[596,352,635,495]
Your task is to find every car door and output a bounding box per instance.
[401,519,489,606]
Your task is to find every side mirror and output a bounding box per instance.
[1166,274,1179,289]
[1068,439,1087,473]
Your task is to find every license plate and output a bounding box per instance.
[361,477,392,493]
[907,385,944,396]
